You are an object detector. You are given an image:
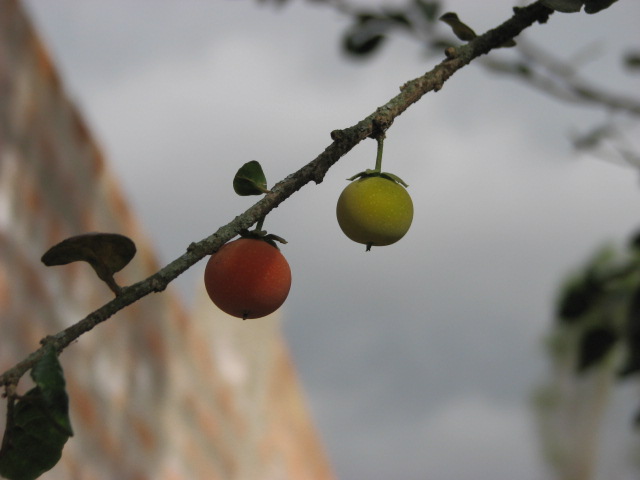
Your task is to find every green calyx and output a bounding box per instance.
[239,226,288,250]
[346,169,409,187]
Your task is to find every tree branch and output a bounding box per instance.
[0,1,554,390]
[483,38,640,115]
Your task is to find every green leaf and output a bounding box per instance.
[576,326,618,373]
[30,347,73,437]
[0,347,73,480]
[583,0,618,13]
[540,0,583,12]
[41,232,136,295]
[233,160,270,196]
[343,31,386,56]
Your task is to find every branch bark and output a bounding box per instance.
[0,1,554,390]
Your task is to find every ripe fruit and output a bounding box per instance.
[204,238,292,319]
[336,175,413,249]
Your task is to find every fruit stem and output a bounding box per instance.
[374,135,385,172]
[254,217,265,232]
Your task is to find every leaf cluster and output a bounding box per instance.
[554,230,640,423]
[337,0,620,59]
[341,0,442,57]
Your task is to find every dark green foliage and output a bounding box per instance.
[0,347,73,480]
[342,0,441,58]
[577,326,618,373]
[553,239,640,376]
[343,31,387,57]
[339,0,617,59]
[624,52,640,71]
[414,0,441,22]
[551,230,640,428]
[629,229,640,252]
[382,9,412,28]
[557,274,603,323]
[618,285,640,377]
[583,0,618,14]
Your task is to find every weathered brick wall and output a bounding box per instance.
[0,1,334,478]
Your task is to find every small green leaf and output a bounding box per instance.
[343,31,386,56]
[583,0,618,13]
[0,347,73,480]
[41,233,136,295]
[540,0,584,12]
[438,12,477,42]
[233,160,270,196]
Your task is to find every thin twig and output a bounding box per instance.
[0,1,554,390]
[483,38,640,115]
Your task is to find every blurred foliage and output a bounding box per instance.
[553,230,640,422]
[625,51,640,71]
[0,347,72,480]
[340,0,441,58]
[257,0,622,60]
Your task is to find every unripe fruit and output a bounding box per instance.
[336,176,413,248]
[204,238,291,319]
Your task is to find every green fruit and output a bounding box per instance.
[336,176,413,248]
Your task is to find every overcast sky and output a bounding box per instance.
[23,1,640,479]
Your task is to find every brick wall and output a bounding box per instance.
[0,1,334,478]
